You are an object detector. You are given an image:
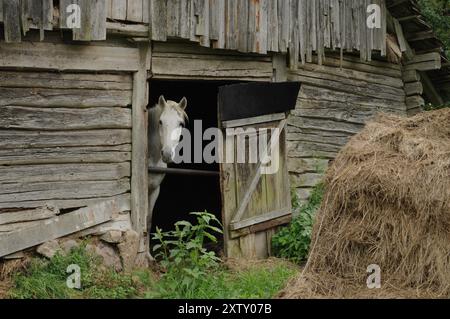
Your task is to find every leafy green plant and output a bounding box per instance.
[271,183,324,264]
[149,211,223,297]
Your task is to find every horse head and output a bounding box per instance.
[156,95,188,163]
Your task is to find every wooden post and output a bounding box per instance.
[131,43,150,240]
[272,54,288,82]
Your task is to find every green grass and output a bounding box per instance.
[6,246,297,299]
[8,244,138,299]
[145,260,297,299]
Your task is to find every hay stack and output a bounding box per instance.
[281,109,450,298]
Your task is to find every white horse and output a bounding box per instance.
[147,95,188,253]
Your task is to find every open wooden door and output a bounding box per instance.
[218,82,301,259]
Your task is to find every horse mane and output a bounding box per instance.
[168,101,189,123]
[149,100,188,124]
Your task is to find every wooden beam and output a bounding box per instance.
[222,113,286,129]
[404,52,442,71]
[393,17,414,60]
[106,21,149,37]
[0,41,140,72]
[131,43,150,235]
[230,208,290,231]
[406,30,435,42]
[0,206,59,225]
[404,81,423,96]
[0,199,121,257]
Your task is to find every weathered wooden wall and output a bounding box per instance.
[286,53,408,202]
[1,0,388,65]
[0,70,133,210]
[146,0,387,65]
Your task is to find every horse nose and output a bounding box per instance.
[161,148,173,163]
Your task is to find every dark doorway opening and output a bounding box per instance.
[148,79,241,253]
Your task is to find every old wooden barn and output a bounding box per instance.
[0,0,448,267]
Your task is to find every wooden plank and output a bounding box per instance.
[0,88,132,107]
[298,0,307,64]
[0,129,131,149]
[0,199,121,257]
[106,0,113,18]
[237,0,248,52]
[405,95,425,109]
[149,0,167,41]
[223,113,286,129]
[0,41,140,72]
[298,62,404,88]
[127,0,143,22]
[0,145,131,165]
[404,60,442,72]
[209,0,219,40]
[0,163,130,184]
[213,0,225,48]
[151,54,273,81]
[142,0,149,23]
[298,84,407,111]
[404,81,423,96]
[406,52,442,65]
[3,0,21,42]
[179,0,190,38]
[219,131,241,257]
[277,0,289,53]
[73,0,107,41]
[0,71,132,91]
[0,179,130,203]
[59,0,72,28]
[249,0,268,54]
[230,208,290,230]
[21,0,53,36]
[0,194,131,211]
[191,0,209,46]
[0,106,131,130]
[306,0,314,62]
[288,69,405,102]
[402,69,421,83]
[166,0,180,36]
[267,0,279,52]
[254,231,268,259]
[131,43,150,234]
[230,214,291,239]
[0,206,59,226]
[75,210,132,237]
[288,0,299,68]
[111,0,127,20]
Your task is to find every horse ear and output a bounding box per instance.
[179,97,187,110]
[158,95,167,107]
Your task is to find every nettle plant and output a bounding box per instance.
[152,211,223,282]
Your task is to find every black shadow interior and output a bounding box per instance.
[148,80,241,250]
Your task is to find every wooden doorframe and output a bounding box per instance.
[131,42,151,255]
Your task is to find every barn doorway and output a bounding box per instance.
[148,80,241,253]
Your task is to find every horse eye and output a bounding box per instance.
[159,120,162,125]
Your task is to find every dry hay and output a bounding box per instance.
[280,109,450,299]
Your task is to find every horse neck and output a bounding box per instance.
[148,106,163,165]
